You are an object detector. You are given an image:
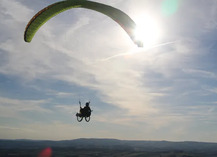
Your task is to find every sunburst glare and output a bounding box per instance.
[134,14,162,49]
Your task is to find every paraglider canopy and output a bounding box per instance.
[24,0,143,47]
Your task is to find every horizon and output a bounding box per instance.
[1,137,217,144]
[0,0,217,142]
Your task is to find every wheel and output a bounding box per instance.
[77,115,83,122]
[85,116,90,122]
[76,113,83,122]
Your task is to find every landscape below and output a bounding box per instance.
[1,138,217,157]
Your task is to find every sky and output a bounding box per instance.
[0,0,217,142]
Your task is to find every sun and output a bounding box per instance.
[134,14,162,49]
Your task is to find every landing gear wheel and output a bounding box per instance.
[85,116,90,122]
[76,113,83,122]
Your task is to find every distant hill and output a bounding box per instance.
[1,138,217,157]
[1,138,217,151]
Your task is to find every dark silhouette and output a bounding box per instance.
[76,101,92,122]
[80,101,91,117]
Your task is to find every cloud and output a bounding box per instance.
[0,0,33,23]
[55,104,78,114]
[0,0,217,141]
[0,122,82,140]
[183,69,217,79]
[0,97,51,118]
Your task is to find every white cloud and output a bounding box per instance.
[183,69,217,79]
[0,97,51,118]
[0,0,217,141]
[0,122,82,140]
[207,88,217,94]
[55,104,78,114]
[0,0,33,23]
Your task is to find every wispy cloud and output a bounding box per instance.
[0,97,51,118]
[183,69,217,79]
[0,0,33,23]
[0,0,217,141]
[0,122,82,140]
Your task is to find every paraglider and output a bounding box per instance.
[24,0,143,47]
[76,101,92,122]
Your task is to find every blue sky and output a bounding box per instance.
[0,0,217,142]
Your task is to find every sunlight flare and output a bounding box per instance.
[134,14,162,49]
